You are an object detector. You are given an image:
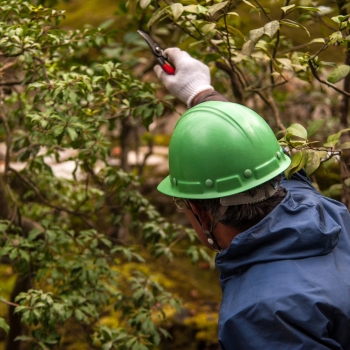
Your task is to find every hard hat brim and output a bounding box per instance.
[157,155,291,199]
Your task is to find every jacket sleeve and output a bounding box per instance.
[191,90,228,106]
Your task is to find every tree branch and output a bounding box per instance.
[246,77,290,92]
[258,92,286,131]
[308,59,350,98]
[33,57,50,84]
[215,61,245,104]
[8,167,95,228]
[253,0,272,21]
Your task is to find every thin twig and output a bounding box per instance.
[33,57,50,84]
[0,81,25,86]
[316,15,338,32]
[253,0,272,21]
[8,167,95,228]
[308,60,350,98]
[269,0,290,85]
[0,103,22,227]
[309,40,329,60]
[0,61,17,73]
[0,299,21,308]
[223,1,234,70]
[167,232,187,249]
[74,175,90,212]
[279,41,326,55]
[0,112,11,179]
[246,78,290,92]
[257,92,286,131]
[4,183,21,228]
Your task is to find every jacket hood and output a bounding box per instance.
[216,176,342,278]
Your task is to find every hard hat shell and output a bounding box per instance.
[157,101,291,199]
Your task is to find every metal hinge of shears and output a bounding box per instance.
[137,30,175,75]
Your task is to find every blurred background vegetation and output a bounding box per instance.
[0,0,349,349]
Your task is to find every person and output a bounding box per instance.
[154,48,350,349]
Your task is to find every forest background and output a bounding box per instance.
[0,0,350,349]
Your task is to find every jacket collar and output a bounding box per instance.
[215,189,341,277]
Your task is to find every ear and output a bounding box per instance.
[188,201,212,230]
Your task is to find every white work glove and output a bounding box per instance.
[154,48,214,107]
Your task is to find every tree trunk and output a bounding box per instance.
[5,275,31,350]
[0,175,39,349]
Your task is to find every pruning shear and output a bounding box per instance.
[137,30,175,75]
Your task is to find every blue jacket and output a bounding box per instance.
[216,173,350,349]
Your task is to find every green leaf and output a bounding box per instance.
[329,31,343,45]
[344,178,350,187]
[28,228,44,241]
[328,184,342,198]
[106,82,113,97]
[201,23,216,34]
[286,123,308,140]
[67,128,78,141]
[159,327,171,339]
[298,23,311,37]
[242,0,258,12]
[207,1,228,16]
[242,40,255,55]
[103,62,112,75]
[327,65,350,84]
[183,4,199,13]
[147,8,169,27]
[14,335,33,341]
[154,103,164,117]
[322,157,336,171]
[197,4,208,14]
[280,19,300,28]
[227,12,239,17]
[227,26,245,39]
[304,150,321,177]
[264,20,279,38]
[296,6,322,13]
[189,40,204,48]
[324,131,342,148]
[281,4,295,14]
[284,151,306,179]
[249,27,265,43]
[53,125,65,137]
[99,19,115,29]
[281,19,310,36]
[140,0,151,9]
[331,15,350,24]
[170,3,183,20]
[339,142,350,150]
[306,119,324,137]
[69,90,77,105]
[310,38,326,44]
[0,318,9,334]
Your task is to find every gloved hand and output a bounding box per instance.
[154,48,214,107]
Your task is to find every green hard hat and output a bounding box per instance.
[157,101,291,199]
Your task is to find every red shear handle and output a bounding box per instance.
[162,62,175,75]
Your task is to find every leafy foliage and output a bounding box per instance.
[1,0,350,348]
[139,0,350,200]
[0,1,210,348]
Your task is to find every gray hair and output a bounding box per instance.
[192,175,286,231]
